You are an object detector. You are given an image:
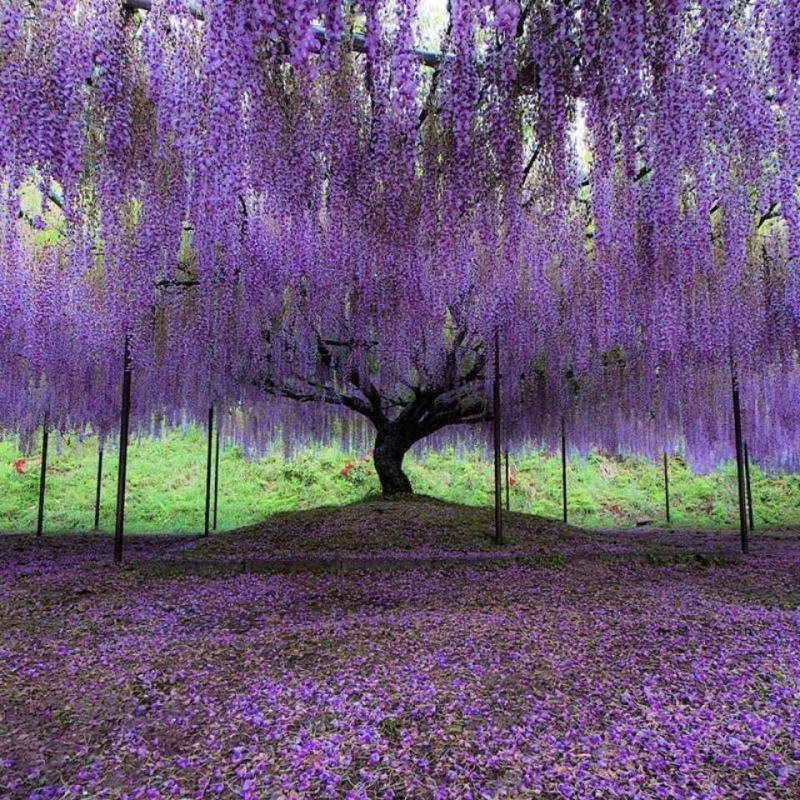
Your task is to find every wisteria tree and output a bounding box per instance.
[1,0,799,494]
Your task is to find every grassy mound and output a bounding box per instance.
[186,494,581,560]
[158,496,783,573]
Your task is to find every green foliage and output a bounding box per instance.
[0,431,797,533]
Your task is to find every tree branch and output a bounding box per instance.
[261,376,383,425]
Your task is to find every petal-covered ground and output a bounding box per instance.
[1,502,799,800]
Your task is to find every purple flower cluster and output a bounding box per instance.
[0,2,798,468]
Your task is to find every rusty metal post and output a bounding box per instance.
[731,373,749,554]
[94,447,104,530]
[493,329,503,545]
[561,416,568,524]
[744,441,755,532]
[114,338,132,564]
[36,422,49,536]
[204,406,214,536]
[212,422,221,531]
[504,449,510,512]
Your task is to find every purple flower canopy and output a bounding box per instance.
[0,0,798,470]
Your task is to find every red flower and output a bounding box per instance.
[340,462,354,477]
[12,459,26,475]
[509,475,516,487]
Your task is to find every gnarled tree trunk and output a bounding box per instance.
[373,426,413,495]
[262,332,491,495]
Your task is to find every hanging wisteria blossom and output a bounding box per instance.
[0,0,798,492]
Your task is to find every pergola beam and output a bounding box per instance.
[121,0,446,68]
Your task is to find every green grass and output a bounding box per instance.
[1,429,798,533]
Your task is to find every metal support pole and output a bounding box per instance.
[204,406,214,537]
[561,416,568,524]
[94,447,103,530]
[114,338,132,564]
[212,422,220,531]
[36,422,49,536]
[493,329,503,545]
[744,441,755,532]
[731,374,749,554]
[504,449,510,511]
[663,452,671,525]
